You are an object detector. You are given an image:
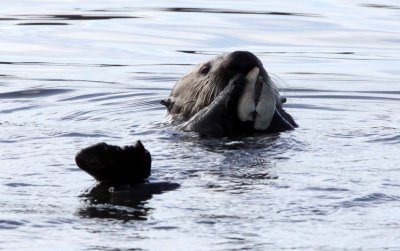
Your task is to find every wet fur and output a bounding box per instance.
[75,141,151,184]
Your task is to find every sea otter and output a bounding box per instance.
[75,141,151,184]
[76,51,297,185]
[161,51,297,137]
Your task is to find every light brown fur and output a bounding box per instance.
[165,52,274,124]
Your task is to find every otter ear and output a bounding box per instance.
[134,140,145,151]
[160,99,172,110]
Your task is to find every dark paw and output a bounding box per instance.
[75,141,151,184]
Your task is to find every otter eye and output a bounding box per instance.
[200,64,211,75]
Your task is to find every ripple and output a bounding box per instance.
[5,183,37,187]
[152,226,179,230]
[278,192,400,217]
[0,61,129,68]
[4,182,62,188]
[134,75,178,83]
[360,4,400,10]
[59,92,112,102]
[287,94,400,102]
[85,246,145,251]
[9,14,140,25]
[340,193,400,209]
[89,92,154,102]
[162,7,320,17]
[53,132,114,138]
[0,88,71,99]
[0,219,28,230]
[0,18,18,21]
[302,186,350,192]
[289,103,344,111]
[0,105,38,114]
[283,88,400,96]
[46,14,139,20]
[18,22,69,26]
[367,134,400,144]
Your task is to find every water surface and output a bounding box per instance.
[1,1,400,250]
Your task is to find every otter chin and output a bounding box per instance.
[162,51,298,137]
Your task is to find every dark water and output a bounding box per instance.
[1,1,400,250]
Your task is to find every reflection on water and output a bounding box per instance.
[1,0,400,250]
[79,184,153,221]
[79,182,180,221]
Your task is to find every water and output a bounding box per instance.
[1,1,399,250]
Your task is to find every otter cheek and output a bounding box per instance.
[237,67,259,122]
[254,82,276,130]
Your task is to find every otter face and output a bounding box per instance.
[162,51,296,135]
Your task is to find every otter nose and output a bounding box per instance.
[224,51,260,75]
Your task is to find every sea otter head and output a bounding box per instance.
[75,141,151,184]
[162,51,297,134]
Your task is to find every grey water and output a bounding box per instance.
[1,0,399,250]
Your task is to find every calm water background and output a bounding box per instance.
[1,1,399,250]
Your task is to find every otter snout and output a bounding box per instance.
[237,67,276,130]
[224,51,261,75]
